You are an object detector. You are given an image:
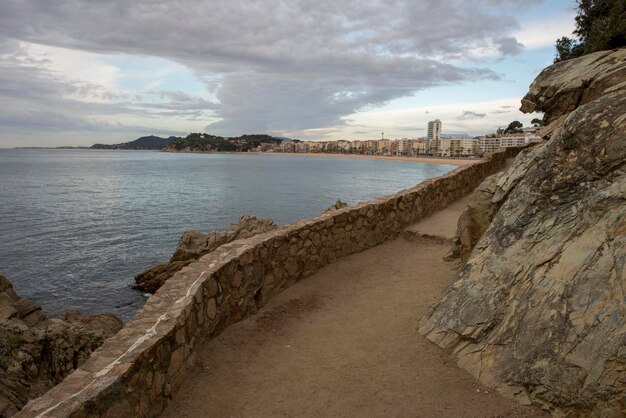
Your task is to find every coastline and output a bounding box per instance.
[247,152,481,167]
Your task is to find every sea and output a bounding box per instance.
[0,149,455,321]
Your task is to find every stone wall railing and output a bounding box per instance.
[18,147,525,417]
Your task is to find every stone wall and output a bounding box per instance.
[17,148,523,418]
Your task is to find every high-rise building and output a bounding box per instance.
[427,119,442,153]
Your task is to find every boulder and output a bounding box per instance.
[0,276,122,416]
[134,260,190,294]
[135,215,278,293]
[324,200,349,212]
[420,49,626,416]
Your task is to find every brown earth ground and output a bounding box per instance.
[248,152,480,167]
[161,200,546,418]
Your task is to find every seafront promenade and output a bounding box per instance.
[160,196,544,417]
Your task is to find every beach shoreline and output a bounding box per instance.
[247,152,481,167]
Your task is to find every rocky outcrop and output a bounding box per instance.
[0,275,122,417]
[445,172,502,262]
[324,200,349,212]
[445,148,538,263]
[520,49,626,124]
[419,48,626,416]
[135,215,278,293]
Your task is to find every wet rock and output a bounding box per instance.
[420,49,626,416]
[133,260,190,294]
[0,275,122,416]
[135,215,278,293]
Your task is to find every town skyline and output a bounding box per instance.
[0,0,576,148]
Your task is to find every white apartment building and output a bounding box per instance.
[449,138,477,155]
[396,138,412,155]
[500,136,527,148]
[427,119,442,153]
[478,137,501,155]
[412,140,426,154]
[295,142,310,153]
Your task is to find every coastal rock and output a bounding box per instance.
[324,200,349,212]
[446,147,539,263]
[135,215,278,293]
[520,49,626,124]
[0,275,122,416]
[420,48,626,416]
[445,173,502,262]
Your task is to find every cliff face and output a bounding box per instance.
[419,48,626,416]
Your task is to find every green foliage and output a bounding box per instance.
[554,36,582,63]
[554,0,626,62]
[168,133,236,152]
[165,133,281,152]
[504,121,523,134]
[531,118,544,127]
[8,334,23,347]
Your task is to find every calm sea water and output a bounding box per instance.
[0,149,455,320]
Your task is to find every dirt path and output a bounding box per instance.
[162,211,545,417]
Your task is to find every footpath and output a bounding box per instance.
[161,198,545,418]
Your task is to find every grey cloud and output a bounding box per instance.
[0,0,538,141]
[457,111,487,120]
[495,37,525,55]
[491,110,510,114]
[0,42,207,142]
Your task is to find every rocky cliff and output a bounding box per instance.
[0,276,122,416]
[419,48,626,416]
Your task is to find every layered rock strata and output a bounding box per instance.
[420,49,626,416]
[0,275,122,417]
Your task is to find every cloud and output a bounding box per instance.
[457,111,487,120]
[514,11,576,49]
[0,0,553,144]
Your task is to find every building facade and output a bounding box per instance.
[427,119,442,154]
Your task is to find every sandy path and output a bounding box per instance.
[161,233,544,416]
[248,152,480,167]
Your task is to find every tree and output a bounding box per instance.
[504,121,523,134]
[554,36,581,63]
[554,0,626,63]
[531,118,544,127]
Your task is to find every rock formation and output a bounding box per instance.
[324,199,349,212]
[0,275,122,416]
[135,215,278,293]
[445,172,503,262]
[420,48,626,416]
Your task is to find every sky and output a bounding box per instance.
[0,0,577,147]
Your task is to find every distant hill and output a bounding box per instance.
[162,133,282,152]
[90,135,176,150]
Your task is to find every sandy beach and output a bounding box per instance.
[250,152,481,167]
